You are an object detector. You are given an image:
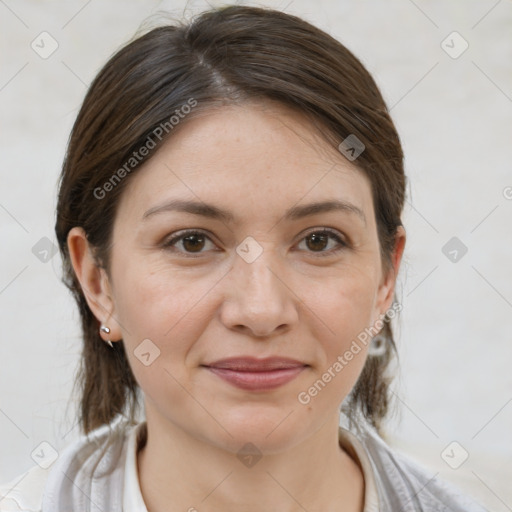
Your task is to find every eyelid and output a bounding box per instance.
[301,226,347,243]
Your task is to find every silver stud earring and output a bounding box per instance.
[100,324,114,348]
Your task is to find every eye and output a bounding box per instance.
[162,228,348,258]
[162,230,216,257]
[296,229,348,257]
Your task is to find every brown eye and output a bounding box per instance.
[298,229,347,256]
[163,228,347,259]
[163,230,216,256]
[306,232,329,251]
[181,233,206,252]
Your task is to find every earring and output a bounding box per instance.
[368,333,386,357]
[100,324,114,348]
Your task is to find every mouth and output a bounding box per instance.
[201,357,309,391]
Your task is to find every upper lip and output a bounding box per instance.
[203,357,307,371]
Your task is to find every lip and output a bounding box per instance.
[202,357,308,391]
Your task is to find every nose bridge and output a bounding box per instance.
[236,242,285,303]
[220,240,297,336]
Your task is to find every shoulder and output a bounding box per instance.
[0,465,49,512]
[0,417,136,512]
[342,420,488,512]
[377,443,486,511]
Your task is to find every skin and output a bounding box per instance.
[68,100,406,512]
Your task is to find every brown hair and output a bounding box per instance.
[55,4,405,437]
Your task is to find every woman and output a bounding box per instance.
[0,5,487,511]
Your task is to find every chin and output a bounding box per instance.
[210,408,307,454]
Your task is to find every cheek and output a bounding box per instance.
[114,271,212,406]
[308,268,378,344]
[300,270,377,393]
[113,256,211,332]
[111,263,215,371]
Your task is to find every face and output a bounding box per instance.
[79,101,403,454]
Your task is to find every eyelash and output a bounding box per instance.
[162,228,348,258]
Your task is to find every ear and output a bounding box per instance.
[374,225,406,318]
[67,227,122,342]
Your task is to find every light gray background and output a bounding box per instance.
[1,0,511,510]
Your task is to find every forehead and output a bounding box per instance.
[116,101,375,226]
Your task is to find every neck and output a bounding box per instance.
[136,412,364,512]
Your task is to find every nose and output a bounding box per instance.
[219,249,299,338]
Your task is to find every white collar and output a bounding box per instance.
[123,422,149,512]
[121,422,378,511]
[338,426,380,511]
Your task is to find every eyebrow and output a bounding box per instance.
[142,198,366,225]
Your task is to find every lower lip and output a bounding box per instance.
[205,366,306,391]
